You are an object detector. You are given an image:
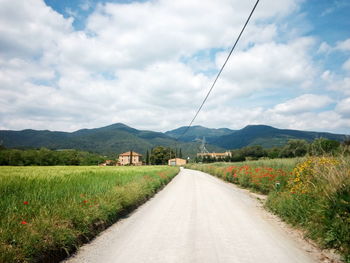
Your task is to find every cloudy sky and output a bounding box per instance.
[0,0,349,133]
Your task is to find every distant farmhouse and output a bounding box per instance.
[168,158,187,166]
[118,151,143,166]
[197,151,232,159]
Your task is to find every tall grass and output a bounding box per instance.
[187,158,299,194]
[207,158,301,170]
[266,157,350,262]
[0,166,179,263]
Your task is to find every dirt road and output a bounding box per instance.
[64,168,318,263]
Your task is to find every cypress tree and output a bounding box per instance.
[146,150,150,165]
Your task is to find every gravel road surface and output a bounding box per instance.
[64,168,318,263]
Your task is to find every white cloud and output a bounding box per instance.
[272,94,333,114]
[263,110,347,133]
[336,97,350,118]
[323,70,350,95]
[80,0,92,11]
[335,38,350,52]
[0,0,72,58]
[210,37,318,105]
[343,59,350,71]
[317,42,331,54]
[0,0,349,134]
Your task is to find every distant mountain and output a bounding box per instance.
[165,125,235,142]
[0,123,224,157]
[0,123,347,156]
[213,125,347,149]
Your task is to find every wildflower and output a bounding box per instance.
[21,221,27,225]
[23,201,28,205]
[83,200,88,203]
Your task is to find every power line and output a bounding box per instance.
[176,0,260,141]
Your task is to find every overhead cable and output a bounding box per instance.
[176,0,260,141]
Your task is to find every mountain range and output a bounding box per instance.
[0,123,347,157]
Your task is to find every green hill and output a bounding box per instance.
[1,123,346,157]
[0,123,223,158]
[213,125,347,149]
[165,125,235,142]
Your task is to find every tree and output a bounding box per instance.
[179,148,183,158]
[0,148,105,166]
[129,150,133,165]
[279,139,308,158]
[309,138,340,156]
[146,150,150,165]
[341,137,350,155]
[240,145,267,159]
[230,149,245,162]
[150,146,174,165]
[267,147,281,159]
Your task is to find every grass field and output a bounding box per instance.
[187,158,350,262]
[0,165,179,263]
[187,158,301,194]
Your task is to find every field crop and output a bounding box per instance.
[187,158,350,262]
[0,165,179,263]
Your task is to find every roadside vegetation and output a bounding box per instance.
[187,155,350,262]
[0,165,179,263]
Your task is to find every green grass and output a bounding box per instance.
[203,158,301,169]
[0,165,179,263]
[187,158,300,194]
[187,158,350,262]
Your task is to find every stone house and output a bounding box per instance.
[118,151,142,166]
[168,158,187,166]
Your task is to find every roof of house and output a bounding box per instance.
[119,151,142,156]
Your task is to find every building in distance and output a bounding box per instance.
[168,158,187,166]
[119,151,143,166]
[197,151,232,159]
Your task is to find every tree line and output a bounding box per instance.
[0,145,184,166]
[195,138,349,163]
[144,146,183,165]
[0,146,105,166]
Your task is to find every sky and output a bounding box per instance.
[0,0,349,134]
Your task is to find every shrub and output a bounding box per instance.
[266,157,350,262]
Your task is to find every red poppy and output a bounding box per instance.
[83,200,88,203]
[21,221,27,225]
[23,201,28,205]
